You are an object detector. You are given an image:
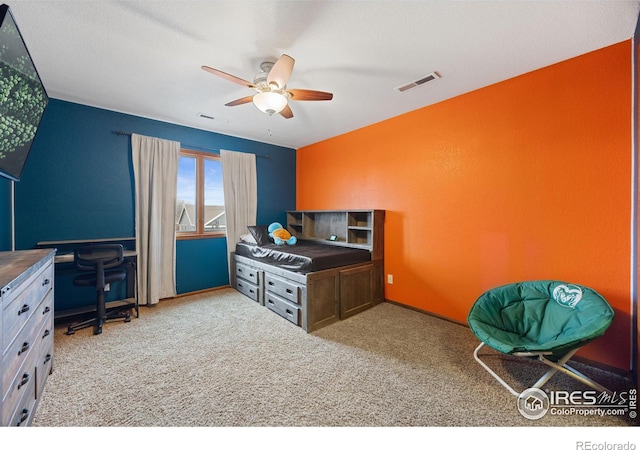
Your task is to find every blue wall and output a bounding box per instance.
[10,99,296,309]
[0,177,10,250]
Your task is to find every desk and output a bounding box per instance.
[53,249,137,264]
[36,238,138,320]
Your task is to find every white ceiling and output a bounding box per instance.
[7,0,640,149]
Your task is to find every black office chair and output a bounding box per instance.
[66,244,132,335]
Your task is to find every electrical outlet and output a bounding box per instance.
[387,274,393,285]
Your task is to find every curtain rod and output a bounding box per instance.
[112,130,270,159]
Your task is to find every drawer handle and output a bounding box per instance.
[16,408,29,426]
[286,309,294,316]
[43,306,51,315]
[286,289,293,294]
[42,278,50,286]
[268,281,274,286]
[17,373,30,389]
[42,329,51,339]
[267,299,274,305]
[43,354,52,365]
[249,289,255,294]
[18,341,30,356]
[18,304,30,315]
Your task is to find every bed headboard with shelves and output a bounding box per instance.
[286,209,384,260]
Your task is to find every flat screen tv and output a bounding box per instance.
[0,3,48,181]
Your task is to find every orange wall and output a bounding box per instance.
[297,41,633,371]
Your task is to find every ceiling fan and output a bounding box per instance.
[201,54,333,119]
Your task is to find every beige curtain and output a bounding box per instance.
[221,150,257,280]
[131,133,180,305]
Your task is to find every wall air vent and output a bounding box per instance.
[395,71,441,92]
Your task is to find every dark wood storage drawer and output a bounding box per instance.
[236,278,260,303]
[264,273,301,305]
[235,262,260,285]
[265,292,300,326]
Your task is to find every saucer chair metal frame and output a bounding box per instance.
[467,280,615,397]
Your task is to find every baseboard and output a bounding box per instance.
[384,298,468,328]
[162,285,232,301]
[383,298,635,382]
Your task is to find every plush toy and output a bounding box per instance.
[268,222,297,245]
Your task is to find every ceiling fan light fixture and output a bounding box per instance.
[253,91,287,116]
[204,54,332,120]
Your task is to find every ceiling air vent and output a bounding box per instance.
[197,113,230,124]
[395,71,440,92]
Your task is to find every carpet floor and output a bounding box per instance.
[32,288,636,427]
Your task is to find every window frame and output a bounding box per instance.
[176,149,225,240]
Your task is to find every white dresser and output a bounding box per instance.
[0,249,55,426]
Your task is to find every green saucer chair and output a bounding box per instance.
[467,280,615,396]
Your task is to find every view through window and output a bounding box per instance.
[176,149,225,237]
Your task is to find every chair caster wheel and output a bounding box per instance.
[124,314,131,323]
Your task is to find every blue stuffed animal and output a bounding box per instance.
[268,222,297,245]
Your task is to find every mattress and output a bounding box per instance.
[235,240,371,273]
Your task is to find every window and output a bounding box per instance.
[176,149,225,238]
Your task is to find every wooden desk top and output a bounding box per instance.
[54,249,137,264]
[37,237,135,246]
[34,237,137,264]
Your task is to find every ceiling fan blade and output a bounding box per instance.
[287,89,333,101]
[267,54,295,90]
[201,65,254,88]
[279,104,293,119]
[225,96,254,107]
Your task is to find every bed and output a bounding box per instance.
[234,240,372,273]
[231,211,385,332]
